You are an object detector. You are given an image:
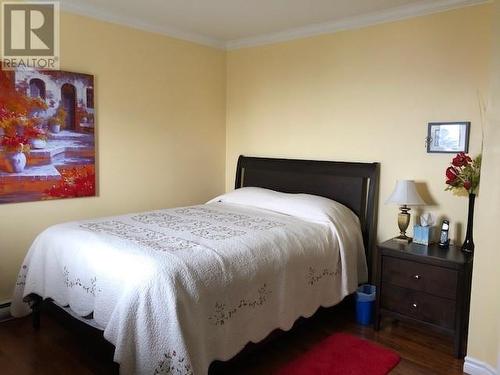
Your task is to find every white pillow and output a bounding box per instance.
[208,187,359,226]
[207,187,279,207]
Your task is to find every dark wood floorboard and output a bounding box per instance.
[0,300,464,374]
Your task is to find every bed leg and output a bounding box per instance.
[32,297,42,329]
[25,294,43,329]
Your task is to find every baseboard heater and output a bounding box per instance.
[0,301,12,322]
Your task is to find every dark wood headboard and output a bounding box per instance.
[235,155,380,279]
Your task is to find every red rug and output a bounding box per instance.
[275,333,400,375]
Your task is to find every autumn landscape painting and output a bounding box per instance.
[0,68,96,204]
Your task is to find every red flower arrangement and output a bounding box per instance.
[0,70,48,131]
[45,166,96,198]
[452,152,472,168]
[445,152,481,194]
[24,126,47,141]
[0,135,30,153]
[0,107,15,123]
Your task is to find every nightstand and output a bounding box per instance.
[374,239,473,358]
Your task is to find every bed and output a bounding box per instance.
[11,156,380,375]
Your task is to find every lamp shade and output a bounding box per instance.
[386,180,425,206]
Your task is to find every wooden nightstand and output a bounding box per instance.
[374,239,473,358]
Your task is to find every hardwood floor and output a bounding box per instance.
[0,300,464,374]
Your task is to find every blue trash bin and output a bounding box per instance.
[356,284,376,326]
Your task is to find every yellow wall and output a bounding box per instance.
[0,12,227,300]
[226,5,491,243]
[467,0,500,369]
[226,3,496,369]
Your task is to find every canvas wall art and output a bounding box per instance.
[0,68,96,204]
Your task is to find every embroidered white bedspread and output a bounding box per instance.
[11,202,366,374]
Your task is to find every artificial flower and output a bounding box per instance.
[445,166,458,184]
[452,152,472,167]
[445,153,481,195]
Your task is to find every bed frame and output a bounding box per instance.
[26,155,380,368]
[235,155,380,274]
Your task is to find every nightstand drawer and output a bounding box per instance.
[383,256,458,300]
[381,284,456,330]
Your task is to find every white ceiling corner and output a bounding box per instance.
[59,0,490,50]
[225,0,491,49]
[60,1,226,49]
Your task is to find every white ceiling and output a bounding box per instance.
[60,0,487,49]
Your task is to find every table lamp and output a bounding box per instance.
[386,180,425,242]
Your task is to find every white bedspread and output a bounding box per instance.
[11,202,366,374]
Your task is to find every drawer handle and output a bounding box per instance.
[411,303,418,308]
[413,274,421,280]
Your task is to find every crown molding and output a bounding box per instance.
[225,0,491,50]
[60,0,490,51]
[60,2,226,49]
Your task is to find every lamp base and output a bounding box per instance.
[394,235,412,243]
[395,205,412,244]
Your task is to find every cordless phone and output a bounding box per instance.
[438,220,450,249]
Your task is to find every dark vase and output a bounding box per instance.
[462,193,476,254]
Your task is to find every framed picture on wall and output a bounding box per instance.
[0,66,96,204]
[427,122,470,153]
